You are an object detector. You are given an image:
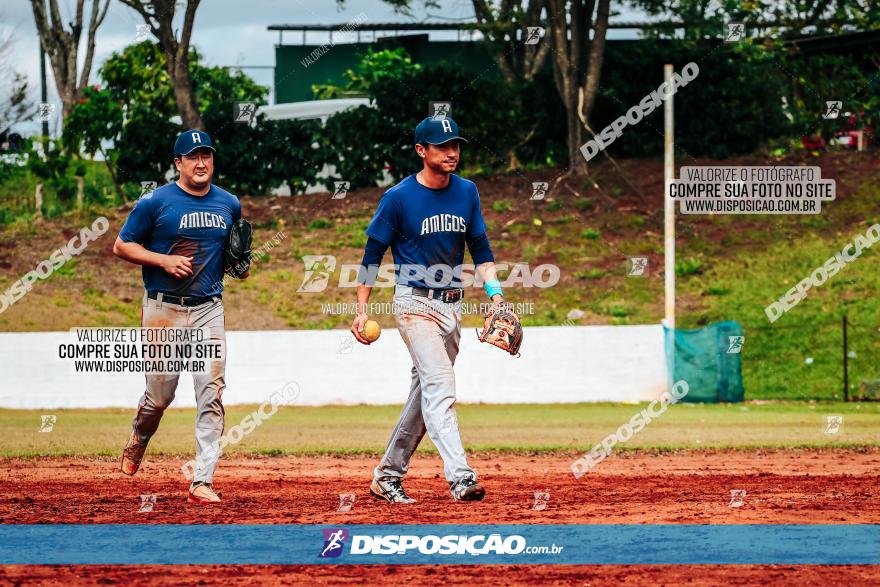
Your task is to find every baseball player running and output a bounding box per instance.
[114,130,243,504]
[351,115,511,503]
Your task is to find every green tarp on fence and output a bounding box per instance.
[664,321,745,403]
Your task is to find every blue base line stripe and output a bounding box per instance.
[0,525,877,565]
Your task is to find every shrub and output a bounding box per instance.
[492,200,512,213]
[308,218,333,229]
[676,258,704,277]
[575,268,604,280]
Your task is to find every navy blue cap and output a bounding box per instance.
[173,129,215,157]
[414,116,468,146]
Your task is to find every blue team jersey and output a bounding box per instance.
[366,174,488,289]
[118,182,241,297]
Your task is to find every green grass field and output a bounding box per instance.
[3,401,877,458]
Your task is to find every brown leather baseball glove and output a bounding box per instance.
[476,302,523,357]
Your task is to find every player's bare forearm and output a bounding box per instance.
[351,283,373,344]
[113,237,166,267]
[476,261,504,303]
[113,237,193,278]
[355,283,372,313]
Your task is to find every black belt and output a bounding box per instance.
[411,287,464,303]
[147,291,221,307]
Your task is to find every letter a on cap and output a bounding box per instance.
[441,120,452,133]
[192,132,201,143]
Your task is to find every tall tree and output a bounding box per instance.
[471,0,550,83]
[632,0,880,40]
[29,0,110,120]
[0,21,33,137]
[379,0,607,174]
[471,1,552,169]
[118,0,205,130]
[373,0,549,82]
[545,0,611,176]
[362,0,613,173]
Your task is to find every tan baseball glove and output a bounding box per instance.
[476,302,523,357]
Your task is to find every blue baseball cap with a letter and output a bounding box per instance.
[414,116,468,146]
[173,129,215,157]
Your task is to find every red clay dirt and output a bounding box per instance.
[1,449,878,585]
[1,564,877,586]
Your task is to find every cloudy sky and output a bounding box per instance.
[1,0,643,135]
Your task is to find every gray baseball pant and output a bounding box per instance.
[132,293,226,484]
[374,285,476,485]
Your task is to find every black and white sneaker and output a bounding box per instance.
[450,477,485,502]
[370,477,417,504]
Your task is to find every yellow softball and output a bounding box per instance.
[363,320,381,342]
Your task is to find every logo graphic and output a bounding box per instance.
[525,26,544,45]
[566,309,585,322]
[139,181,157,199]
[823,101,842,120]
[725,22,745,42]
[627,257,648,276]
[37,103,56,123]
[234,102,256,123]
[727,336,744,354]
[138,494,156,513]
[39,415,56,432]
[332,181,350,200]
[823,415,843,435]
[338,493,356,512]
[429,101,451,121]
[530,182,548,201]
[728,489,746,508]
[337,335,353,355]
[298,255,337,292]
[134,24,150,41]
[320,528,349,558]
[437,409,458,435]
[531,490,550,511]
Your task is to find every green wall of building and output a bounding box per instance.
[274,35,496,103]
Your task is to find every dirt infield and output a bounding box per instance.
[3,449,879,525]
[1,449,878,584]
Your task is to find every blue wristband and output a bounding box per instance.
[484,279,503,300]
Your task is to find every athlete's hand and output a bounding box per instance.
[160,255,193,279]
[351,312,371,345]
[491,296,518,320]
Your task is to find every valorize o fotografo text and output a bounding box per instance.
[668,167,836,215]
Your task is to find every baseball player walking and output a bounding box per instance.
[351,116,510,503]
[114,130,243,504]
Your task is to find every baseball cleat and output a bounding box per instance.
[120,430,147,476]
[187,482,221,505]
[450,477,485,502]
[370,477,417,504]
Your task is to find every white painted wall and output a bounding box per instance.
[0,326,666,409]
